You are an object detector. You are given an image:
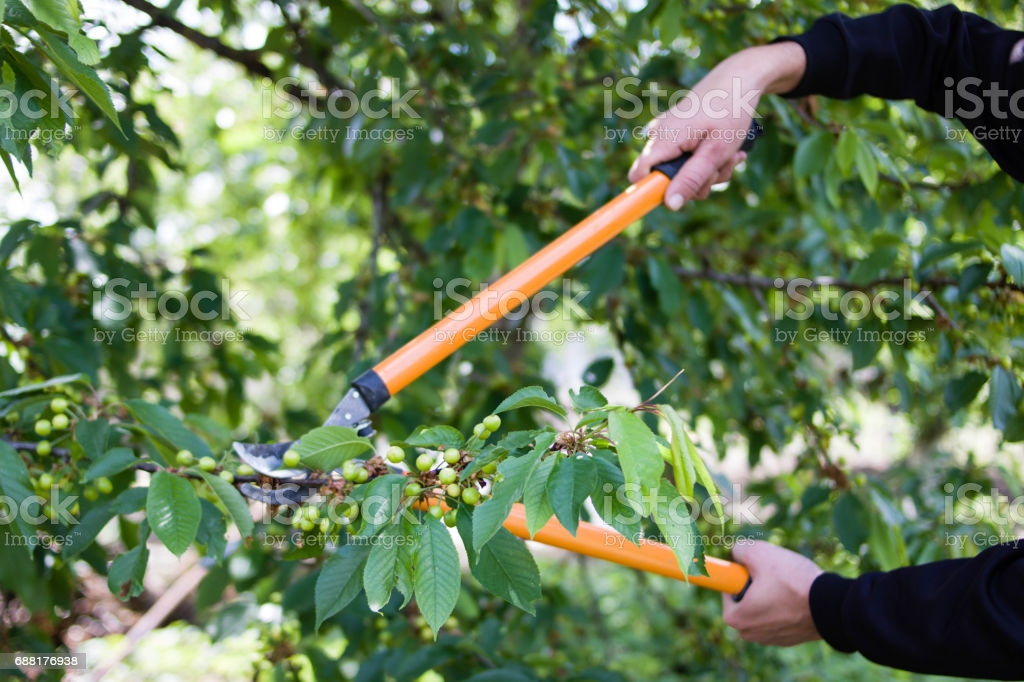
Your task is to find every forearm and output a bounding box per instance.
[810,542,1024,679]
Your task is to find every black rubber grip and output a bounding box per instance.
[652,120,764,180]
[731,576,753,602]
[353,368,391,412]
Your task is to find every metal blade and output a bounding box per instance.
[239,482,314,506]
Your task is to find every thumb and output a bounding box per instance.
[663,142,731,210]
[730,539,767,577]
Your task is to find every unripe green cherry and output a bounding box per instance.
[83,487,99,501]
[472,423,488,439]
[353,467,369,483]
[282,449,301,468]
[404,482,422,497]
[340,500,359,520]
[36,440,51,457]
[198,456,217,472]
[443,510,458,527]
[461,487,481,505]
[50,397,68,414]
[4,411,18,424]
[443,448,461,465]
[51,414,69,431]
[385,445,405,463]
[415,453,434,472]
[445,484,461,499]
[35,419,52,437]
[299,519,315,532]
[38,473,54,488]
[176,449,194,466]
[482,414,501,432]
[341,460,358,479]
[237,464,255,476]
[428,504,444,520]
[481,462,498,475]
[438,468,458,485]
[95,477,113,495]
[219,470,235,484]
[319,518,331,533]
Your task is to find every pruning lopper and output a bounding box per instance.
[236,124,763,599]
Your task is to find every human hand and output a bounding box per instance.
[720,540,823,646]
[628,42,806,210]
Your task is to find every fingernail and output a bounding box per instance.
[667,194,684,211]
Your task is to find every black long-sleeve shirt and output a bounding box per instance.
[776,5,1024,680]
[780,3,1024,182]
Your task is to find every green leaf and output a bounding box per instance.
[473,443,545,553]
[146,471,201,557]
[582,357,614,387]
[1001,244,1024,283]
[363,525,403,612]
[0,441,40,554]
[0,372,89,399]
[357,474,406,537]
[107,543,149,599]
[35,28,124,133]
[569,385,607,412]
[661,406,695,497]
[959,262,993,301]
[835,130,858,173]
[647,255,685,316]
[197,471,254,538]
[110,486,147,514]
[665,406,724,525]
[545,454,597,535]
[591,452,643,541]
[651,480,703,576]
[315,543,371,629]
[414,516,461,637]
[395,517,417,607]
[471,527,541,614]
[943,371,988,413]
[63,502,113,558]
[523,451,556,537]
[126,399,212,461]
[854,140,879,196]
[793,130,832,178]
[607,410,663,510]
[196,498,227,562]
[492,386,566,419]
[990,366,1022,431]
[22,0,80,35]
[82,447,137,482]
[401,425,464,449]
[293,426,374,472]
[74,418,109,460]
[833,492,869,553]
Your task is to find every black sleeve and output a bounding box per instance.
[809,542,1024,679]
[775,4,1024,182]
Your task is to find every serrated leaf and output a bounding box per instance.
[357,474,406,537]
[82,447,137,482]
[364,525,403,612]
[569,385,607,412]
[663,405,724,525]
[471,527,541,614]
[651,480,703,576]
[315,543,371,628]
[0,441,40,554]
[197,471,254,538]
[395,517,417,607]
[607,411,663,511]
[146,471,201,557]
[414,516,461,636]
[661,406,695,497]
[793,130,832,178]
[1001,244,1024,283]
[126,399,212,461]
[22,0,80,35]
[591,452,643,541]
[107,542,149,599]
[493,386,566,419]
[545,454,597,535]
[402,425,464,449]
[523,449,556,537]
[473,443,545,552]
[195,498,227,562]
[293,426,373,472]
[35,28,124,133]
[74,418,109,460]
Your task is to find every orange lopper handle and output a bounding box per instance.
[373,172,670,395]
[503,503,751,596]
